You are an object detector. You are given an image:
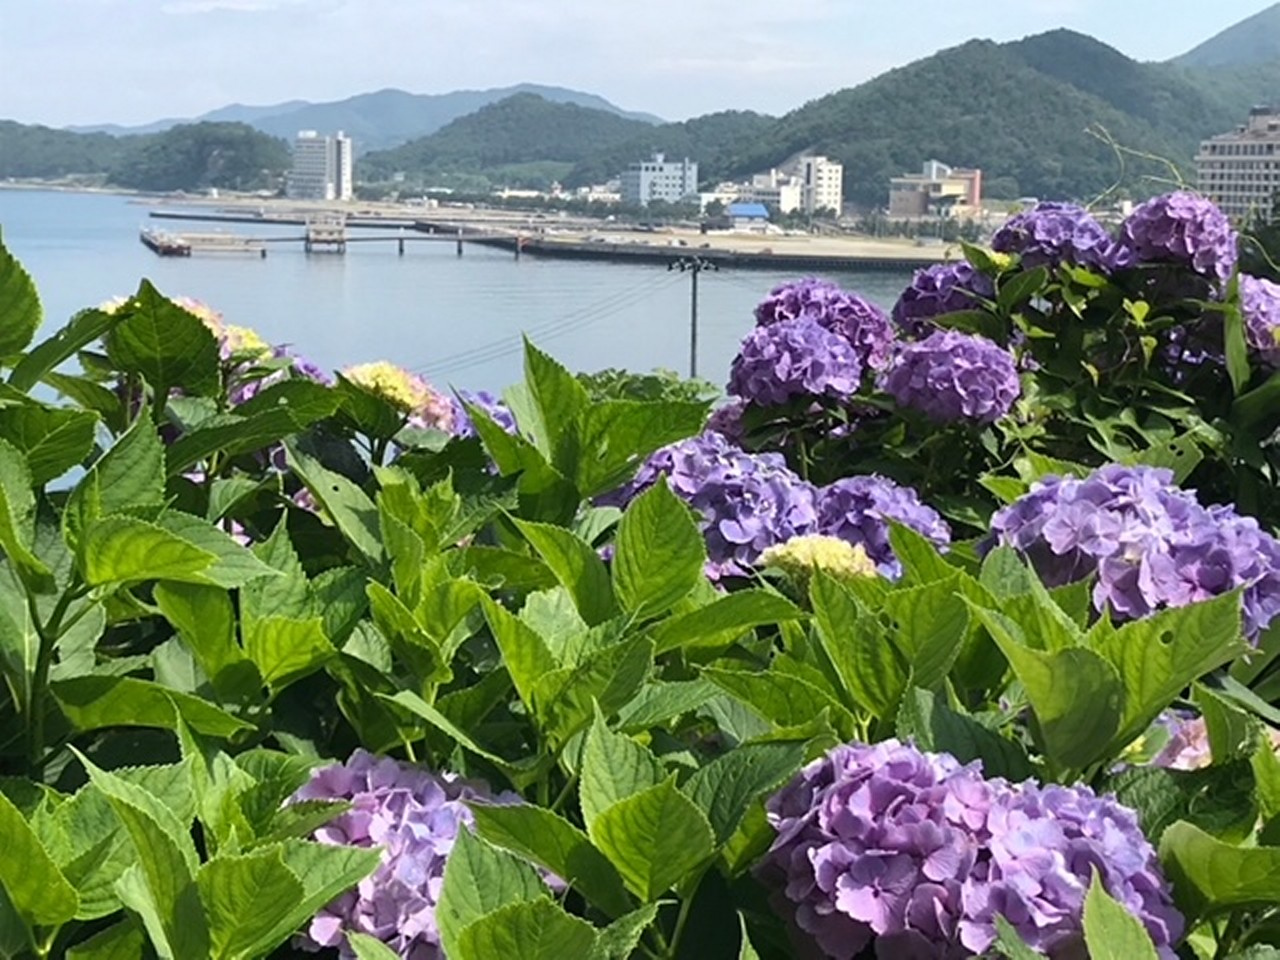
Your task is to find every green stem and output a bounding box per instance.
[666,866,710,959]
[26,585,81,770]
[549,771,579,814]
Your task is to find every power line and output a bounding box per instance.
[412,272,685,378]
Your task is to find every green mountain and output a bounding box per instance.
[361,94,656,187]
[70,85,662,152]
[0,122,128,178]
[715,37,1205,206]
[108,123,290,192]
[0,121,289,192]
[1004,30,1228,155]
[1174,2,1280,68]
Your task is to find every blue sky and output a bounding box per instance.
[0,0,1275,127]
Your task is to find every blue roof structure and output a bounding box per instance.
[726,202,769,219]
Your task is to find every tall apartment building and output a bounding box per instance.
[287,130,354,201]
[1197,106,1280,222]
[620,153,699,206]
[797,155,844,215]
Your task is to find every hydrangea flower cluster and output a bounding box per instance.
[891,262,995,335]
[755,277,899,371]
[449,390,518,438]
[636,431,820,577]
[881,331,1021,424]
[816,476,951,578]
[1117,191,1238,284]
[728,318,862,406]
[1153,712,1280,770]
[342,361,455,433]
[991,202,1120,272]
[990,464,1280,636]
[705,398,747,443]
[764,740,1182,960]
[292,750,519,959]
[604,432,949,580]
[1239,273,1280,369]
[760,534,878,588]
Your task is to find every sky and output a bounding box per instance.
[1,0,1276,128]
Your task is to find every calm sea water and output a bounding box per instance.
[0,189,915,393]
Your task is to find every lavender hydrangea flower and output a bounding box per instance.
[961,780,1183,958]
[729,318,862,406]
[228,346,332,406]
[815,475,951,578]
[706,398,747,443]
[990,464,1280,636]
[1152,712,1280,770]
[881,331,1021,424]
[891,263,996,336]
[755,278,898,371]
[992,202,1119,272]
[764,740,1182,960]
[1117,191,1238,284]
[449,390,518,438]
[292,750,520,959]
[600,431,819,578]
[1239,273,1280,369]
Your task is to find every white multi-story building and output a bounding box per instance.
[741,169,804,214]
[287,130,354,202]
[796,155,844,215]
[1197,107,1280,222]
[619,153,699,206]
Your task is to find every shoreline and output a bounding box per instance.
[6,182,948,273]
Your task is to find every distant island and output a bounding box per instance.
[6,9,1280,206]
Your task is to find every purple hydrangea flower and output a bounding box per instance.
[600,431,818,578]
[1152,712,1280,770]
[292,750,520,959]
[990,464,1280,636]
[706,398,747,443]
[992,202,1120,272]
[450,390,518,438]
[881,331,1021,424]
[1239,273,1280,369]
[961,780,1183,958]
[755,278,898,371]
[892,263,996,336]
[228,347,332,406]
[1117,191,1238,284]
[815,475,951,578]
[729,318,862,406]
[764,740,1182,960]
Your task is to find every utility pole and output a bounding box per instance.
[669,256,718,379]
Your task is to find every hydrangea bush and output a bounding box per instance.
[0,193,1276,960]
[725,191,1280,541]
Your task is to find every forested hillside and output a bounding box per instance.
[0,121,289,192]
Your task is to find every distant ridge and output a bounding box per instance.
[1173,2,1280,68]
[65,85,663,151]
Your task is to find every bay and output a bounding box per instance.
[0,189,914,393]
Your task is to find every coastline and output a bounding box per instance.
[3,182,948,272]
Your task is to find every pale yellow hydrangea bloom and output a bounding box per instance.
[170,296,225,330]
[342,361,454,431]
[221,324,271,359]
[761,534,878,587]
